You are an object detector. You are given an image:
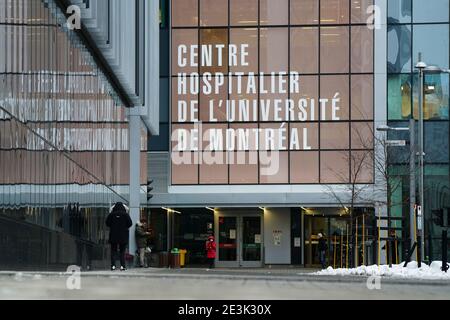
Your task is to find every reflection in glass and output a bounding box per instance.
[387,24,411,73]
[413,24,449,70]
[388,74,412,120]
[388,0,412,23]
[413,0,449,23]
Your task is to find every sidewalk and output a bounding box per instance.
[1,266,450,286]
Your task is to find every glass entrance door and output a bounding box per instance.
[218,217,238,263]
[241,216,262,267]
[216,214,262,267]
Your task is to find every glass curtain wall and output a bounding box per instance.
[170,0,375,185]
[387,0,450,262]
[0,0,147,270]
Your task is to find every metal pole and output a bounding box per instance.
[409,118,417,259]
[418,55,425,264]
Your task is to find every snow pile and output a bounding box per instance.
[315,261,450,280]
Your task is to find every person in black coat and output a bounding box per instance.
[106,202,132,271]
[318,233,328,269]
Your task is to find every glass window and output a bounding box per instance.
[412,73,450,120]
[291,0,319,25]
[351,26,373,73]
[320,27,349,73]
[291,76,319,121]
[320,123,350,150]
[260,28,289,73]
[413,24,449,70]
[200,29,229,74]
[351,122,374,150]
[229,78,259,122]
[260,123,289,151]
[259,151,289,184]
[200,0,228,26]
[388,24,411,73]
[351,0,373,24]
[321,151,350,183]
[172,29,198,75]
[230,124,259,151]
[172,152,199,185]
[290,123,319,150]
[351,151,374,183]
[351,75,374,121]
[172,0,198,27]
[172,77,199,123]
[388,0,412,23]
[199,152,229,184]
[388,74,412,120]
[201,124,228,151]
[199,75,228,122]
[259,76,289,121]
[230,0,258,26]
[291,27,319,74]
[425,122,449,164]
[260,0,289,25]
[321,75,350,121]
[321,0,349,25]
[413,0,449,23]
[230,28,258,74]
[229,152,259,184]
[290,152,320,183]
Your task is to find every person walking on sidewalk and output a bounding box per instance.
[106,202,132,271]
[205,235,216,270]
[135,221,150,267]
[318,233,328,269]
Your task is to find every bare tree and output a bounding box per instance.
[324,122,413,267]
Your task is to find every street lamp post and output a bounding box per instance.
[415,54,426,266]
[414,54,450,265]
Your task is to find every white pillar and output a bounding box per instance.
[128,108,142,257]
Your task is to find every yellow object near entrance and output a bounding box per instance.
[179,249,187,267]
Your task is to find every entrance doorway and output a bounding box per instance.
[215,212,263,267]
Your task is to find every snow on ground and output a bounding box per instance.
[314,261,450,280]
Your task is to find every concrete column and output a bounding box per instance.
[128,108,142,257]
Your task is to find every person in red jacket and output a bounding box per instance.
[205,235,216,269]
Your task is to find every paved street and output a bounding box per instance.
[0,268,449,300]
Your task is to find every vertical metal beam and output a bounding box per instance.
[409,118,417,259]
[128,109,142,257]
[418,56,425,264]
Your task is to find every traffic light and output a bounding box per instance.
[147,180,154,201]
[432,209,444,227]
